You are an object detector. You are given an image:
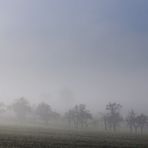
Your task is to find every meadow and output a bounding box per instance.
[0,126,147,148]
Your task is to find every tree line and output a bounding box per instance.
[0,97,148,134]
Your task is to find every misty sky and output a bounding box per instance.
[0,0,148,113]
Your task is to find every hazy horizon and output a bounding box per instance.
[0,0,148,114]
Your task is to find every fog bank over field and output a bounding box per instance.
[0,0,148,114]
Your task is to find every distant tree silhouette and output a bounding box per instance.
[126,110,137,133]
[126,111,147,134]
[50,111,61,120]
[105,102,122,132]
[65,109,75,128]
[78,104,92,128]
[65,104,92,128]
[35,102,53,125]
[103,113,111,131]
[136,114,147,134]
[11,97,31,121]
[0,102,6,113]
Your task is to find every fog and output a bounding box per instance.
[0,0,148,117]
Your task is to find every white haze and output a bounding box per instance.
[0,0,148,114]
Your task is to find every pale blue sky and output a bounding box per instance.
[0,0,148,113]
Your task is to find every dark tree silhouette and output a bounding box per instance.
[126,111,147,134]
[105,102,122,132]
[136,114,147,134]
[65,104,92,128]
[126,110,136,133]
[11,97,31,121]
[78,104,92,128]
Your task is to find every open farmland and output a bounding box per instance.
[0,126,147,148]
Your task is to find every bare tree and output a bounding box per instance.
[126,111,147,135]
[78,104,92,128]
[105,102,122,132]
[65,104,92,129]
[126,110,136,133]
[136,114,147,134]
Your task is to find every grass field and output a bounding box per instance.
[0,126,147,148]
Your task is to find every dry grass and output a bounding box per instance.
[0,126,147,148]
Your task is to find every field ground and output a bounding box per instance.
[0,125,147,148]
